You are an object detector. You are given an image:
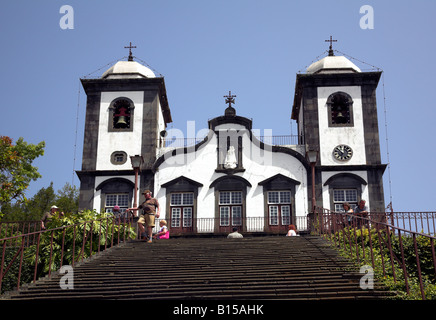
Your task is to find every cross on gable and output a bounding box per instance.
[224,91,236,108]
[124,42,137,61]
[324,36,337,56]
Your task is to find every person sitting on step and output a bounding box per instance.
[153,219,170,239]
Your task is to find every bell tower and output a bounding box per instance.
[77,47,172,212]
[291,41,386,213]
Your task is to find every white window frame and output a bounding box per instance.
[105,193,129,213]
[219,191,242,227]
[333,189,358,212]
[170,192,194,228]
[183,207,193,228]
[171,207,181,228]
[267,191,291,226]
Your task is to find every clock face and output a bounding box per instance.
[333,145,353,161]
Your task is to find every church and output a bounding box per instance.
[76,42,386,234]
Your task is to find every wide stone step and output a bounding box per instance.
[13,274,387,296]
[4,236,394,300]
[11,286,389,300]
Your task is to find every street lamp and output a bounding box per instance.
[130,155,144,208]
[306,149,318,212]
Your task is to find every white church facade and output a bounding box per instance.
[77,46,386,234]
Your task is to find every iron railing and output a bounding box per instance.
[0,220,42,248]
[389,212,436,236]
[157,135,301,149]
[151,216,309,236]
[3,210,436,298]
[0,214,308,295]
[0,216,135,294]
[312,207,436,300]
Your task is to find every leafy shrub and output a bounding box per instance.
[1,210,136,294]
[329,226,436,300]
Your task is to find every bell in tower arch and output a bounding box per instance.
[113,101,131,129]
[116,115,128,127]
[335,110,346,124]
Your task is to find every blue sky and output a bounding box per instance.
[1,0,435,212]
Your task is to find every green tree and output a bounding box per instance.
[0,201,27,221]
[0,136,45,216]
[1,182,79,222]
[25,182,56,220]
[55,182,79,214]
[1,183,53,221]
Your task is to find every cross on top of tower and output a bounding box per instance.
[325,36,337,56]
[224,91,236,108]
[124,42,137,61]
[223,91,237,116]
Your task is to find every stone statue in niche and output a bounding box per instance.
[224,146,237,169]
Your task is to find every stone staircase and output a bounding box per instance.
[3,236,394,300]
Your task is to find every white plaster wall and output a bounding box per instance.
[317,86,366,166]
[92,189,101,212]
[239,131,308,219]
[154,124,309,221]
[97,91,144,170]
[154,134,219,221]
[321,171,369,211]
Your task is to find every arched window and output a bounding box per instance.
[324,173,367,212]
[327,92,354,127]
[259,174,301,232]
[161,176,203,234]
[210,176,251,232]
[96,178,135,213]
[108,97,134,132]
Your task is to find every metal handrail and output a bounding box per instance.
[313,207,436,300]
[3,210,435,298]
[157,135,302,149]
[0,214,308,295]
[151,216,309,235]
[0,216,135,294]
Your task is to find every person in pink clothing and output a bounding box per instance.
[153,220,169,239]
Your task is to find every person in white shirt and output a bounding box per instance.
[227,227,243,238]
[286,224,298,236]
